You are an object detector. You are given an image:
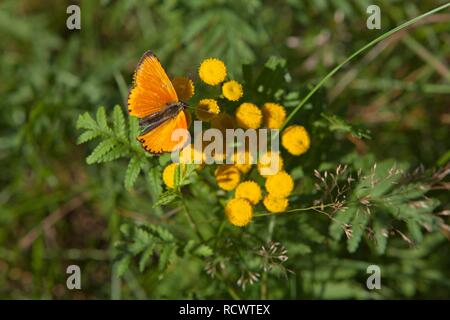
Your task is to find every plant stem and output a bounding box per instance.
[261,216,276,299]
[254,203,335,217]
[180,196,205,242]
[281,2,450,130]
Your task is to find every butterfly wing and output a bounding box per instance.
[138,110,189,154]
[128,51,178,118]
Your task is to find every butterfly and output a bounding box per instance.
[128,51,189,154]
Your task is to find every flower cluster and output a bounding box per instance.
[162,57,312,227]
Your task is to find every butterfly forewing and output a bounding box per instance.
[128,51,179,118]
[128,51,188,154]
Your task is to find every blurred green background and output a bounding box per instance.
[0,0,449,299]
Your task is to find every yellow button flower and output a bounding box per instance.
[225,198,253,227]
[222,80,243,101]
[282,125,311,156]
[196,99,220,121]
[179,144,204,165]
[232,150,254,174]
[236,102,262,129]
[265,171,294,197]
[198,58,227,85]
[262,102,286,129]
[263,195,288,213]
[235,181,261,205]
[172,76,195,101]
[215,165,241,191]
[162,163,185,189]
[257,151,284,177]
[211,112,235,133]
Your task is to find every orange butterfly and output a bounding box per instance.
[128,51,189,154]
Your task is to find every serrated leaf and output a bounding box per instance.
[195,244,213,257]
[147,166,163,200]
[96,106,109,131]
[347,209,370,253]
[120,224,133,238]
[113,105,127,140]
[125,156,142,190]
[174,163,182,188]
[86,138,116,164]
[115,256,130,277]
[147,225,175,242]
[76,112,98,130]
[153,190,179,207]
[407,219,423,244]
[139,247,154,272]
[158,244,176,271]
[77,130,100,144]
[183,240,196,255]
[182,11,213,43]
[373,219,388,255]
[102,144,129,162]
[129,116,140,142]
[330,207,356,241]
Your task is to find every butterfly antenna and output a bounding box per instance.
[184,105,264,117]
[183,105,219,116]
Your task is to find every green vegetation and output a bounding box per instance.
[1,0,449,299]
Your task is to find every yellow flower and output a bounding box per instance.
[222,80,243,101]
[235,181,261,205]
[179,144,204,165]
[225,198,253,227]
[215,165,241,191]
[236,102,262,129]
[265,171,294,197]
[172,76,195,101]
[262,102,286,129]
[263,195,288,213]
[162,163,185,189]
[196,99,220,121]
[211,112,235,133]
[232,150,254,174]
[257,151,284,176]
[198,58,227,85]
[282,125,311,156]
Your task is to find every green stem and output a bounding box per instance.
[254,203,335,217]
[180,196,205,242]
[281,2,450,130]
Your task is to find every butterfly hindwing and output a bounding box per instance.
[128,51,179,118]
[138,110,189,154]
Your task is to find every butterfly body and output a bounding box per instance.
[128,51,189,154]
[139,101,187,135]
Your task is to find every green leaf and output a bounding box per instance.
[76,112,98,130]
[329,207,356,241]
[318,113,371,139]
[139,247,154,272]
[407,220,423,244]
[146,225,175,242]
[113,105,127,140]
[86,138,116,164]
[373,219,388,255]
[96,106,109,131]
[347,209,370,253]
[129,116,140,143]
[102,144,129,162]
[125,156,142,190]
[77,130,100,144]
[154,190,179,207]
[195,244,213,257]
[116,256,131,277]
[158,243,176,271]
[147,166,163,200]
